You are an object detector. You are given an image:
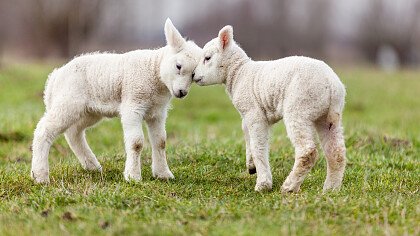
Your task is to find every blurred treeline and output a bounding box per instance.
[0,0,419,68]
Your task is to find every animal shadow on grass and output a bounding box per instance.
[21,154,327,194]
[49,159,124,185]
[171,171,267,194]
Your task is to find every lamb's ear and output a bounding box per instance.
[218,25,233,50]
[164,18,186,51]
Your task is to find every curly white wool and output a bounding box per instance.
[194,26,347,192]
[31,19,202,183]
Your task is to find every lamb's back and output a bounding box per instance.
[43,49,163,117]
[73,53,125,100]
[266,56,340,121]
[236,56,338,123]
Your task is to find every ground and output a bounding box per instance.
[0,64,419,235]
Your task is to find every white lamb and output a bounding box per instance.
[31,19,202,183]
[194,26,347,192]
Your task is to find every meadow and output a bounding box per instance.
[0,63,419,235]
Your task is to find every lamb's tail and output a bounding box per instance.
[43,68,59,111]
[326,73,346,130]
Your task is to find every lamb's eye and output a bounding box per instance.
[176,64,182,70]
[204,56,211,62]
[192,72,195,79]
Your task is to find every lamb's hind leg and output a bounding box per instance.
[242,121,256,174]
[316,118,346,192]
[282,118,318,193]
[31,111,79,183]
[64,115,102,171]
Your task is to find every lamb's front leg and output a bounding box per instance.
[242,121,256,174]
[121,107,145,181]
[246,120,272,192]
[146,115,174,180]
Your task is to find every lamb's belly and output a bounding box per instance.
[87,86,122,117]
[88,101,121,118]
[265,108,282,125]
[260,92,283,125]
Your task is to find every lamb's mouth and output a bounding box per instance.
[194,78,204,86]
[193,76,203,85]
[174,89,188,98]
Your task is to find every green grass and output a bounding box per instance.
[0,63,419,235]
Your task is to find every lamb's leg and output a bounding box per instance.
[242,121,256,174]
[247,121,272,192]
[316,119,346,192]
[146,114,174,180]
[121,107,144,181]
[65,115,102,171]
[282,118,318,193]
[31,112,78,183]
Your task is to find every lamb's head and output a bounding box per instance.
[160,18,202,99]
[194,25,236,86]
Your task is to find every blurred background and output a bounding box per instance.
[0,0,419,70]
[0,1,420,234]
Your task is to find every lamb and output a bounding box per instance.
[194,26,347,192]
[31,19,202,183]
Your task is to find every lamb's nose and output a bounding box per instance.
[178,89,187,98]
[194,76,203,83]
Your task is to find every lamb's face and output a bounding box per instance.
[160,19,203,99]
[193,39,225,86]
[194,26,234,86]
[161,41,202,98]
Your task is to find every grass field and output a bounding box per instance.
[0,63,419,235]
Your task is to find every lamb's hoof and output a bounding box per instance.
[248,168,257,175]
[323,180,342,193]
[83,162,102,172]
[153,170,175,180]
[31,170,50,184]
[281,177,301,193]
[255,179,272,192]
[124,171,142,182]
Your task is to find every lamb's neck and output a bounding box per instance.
[153,47,166,82]
[153,47,171,95]
[224,52,250,96]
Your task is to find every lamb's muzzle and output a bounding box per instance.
[193,75,203,84]
[174,89,188,98]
